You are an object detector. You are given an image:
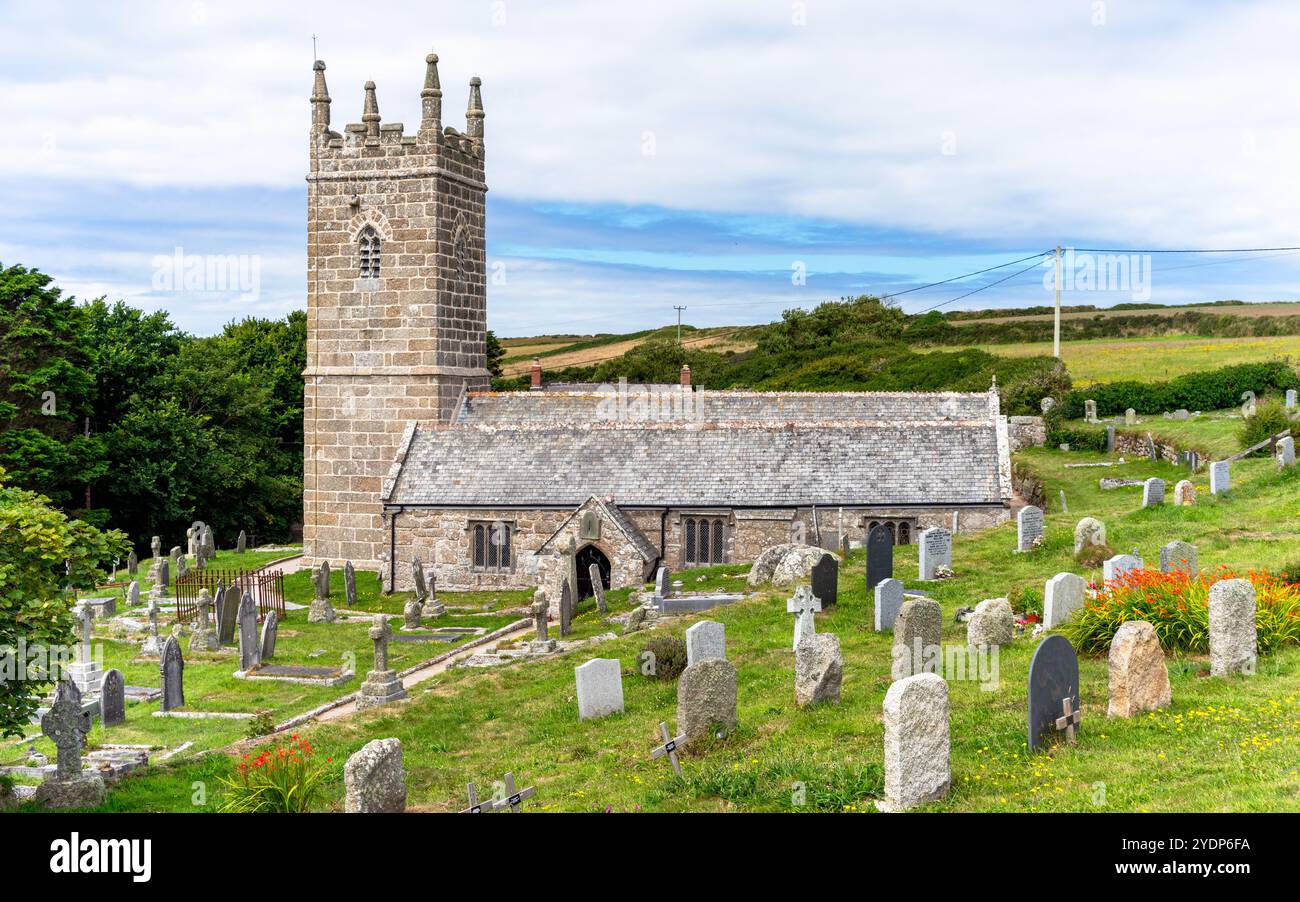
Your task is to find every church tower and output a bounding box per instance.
[303,51,490,569]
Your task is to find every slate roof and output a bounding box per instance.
[535,496,659,561]
[386,405,1008,509]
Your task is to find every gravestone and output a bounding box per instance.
[357,615,408,709]
[810,552,838,607]
[1125,408,1137,425]
[139,600,163,657]
[1174,479,1195,506]
[531,589,549,641]
[654,566,671,599]
[1043,572,1086,629]
[126,580,140,608]
[1173,409,1190,420]
[966,598,1014,648]
[676,659,738,740]
[237,592,261,671]
[565,537,580,605]
[1277,436,1296,469]
[157,559,169,592]
[873,578,905,632]
[589,562,607,614]
[219,584,240,644]
[189,589,220,653]
[1159,540,1197,577]
[100,669,126,727]
[865,524,893,592]
[308,561,336,624]
[575,658,624,721]
[1106,425,1115,453]
[1145,432,1158,461]
[558,581,574,637]
[1102,553,1142,584]
[1016,506,1044,552]
[1058,489,1067,514]
[794,633,842,707]
[403,599,422,630]
[127,550,138,576]
[160,636,185,712]
[1209,459,1230,495]
[891,598,942,679]
[1287,389,1297,409]
[1208,579,1256,677]
[1107,620,1171,717]
[1141,478,1165,507]
[917,527,951,580]
[786,586,821,650]
[877,672,949,812]
[1027,634,1080,752]
[344,738,407,813]
[685,620,726,666]
[411,559,427,601]
[34,680,105,809]
[344,560,357,607]
[67,604,102,695]
[421,569,445,618]
[260,609,279,661]
[1084,399,1098,423]
[237,530,247,554]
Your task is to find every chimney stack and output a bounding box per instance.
[530,358,543,390]
[680,364,691,387]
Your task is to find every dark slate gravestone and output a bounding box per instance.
[589,563,607,614]
[558,582,574,637]
[211,579,225,637]
[100,669,126,727]
[159,636,185,712]
[260,610,279,660]
[344,561,357,607]
[238,592,261,671]
[865,524,893,593]
[1027,635,1081,752]
[219,584,241,645]
[810,552,838,607]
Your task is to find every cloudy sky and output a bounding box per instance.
[3,0,1300,336]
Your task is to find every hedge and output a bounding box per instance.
[1058,362,1299,418]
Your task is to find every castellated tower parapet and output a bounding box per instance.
[303,50,490,571]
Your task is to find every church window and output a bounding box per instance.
[358,225,381,279]
[471,520,512,571]
[683,516,726,566]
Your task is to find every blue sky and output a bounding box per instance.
[3,0,1300,336]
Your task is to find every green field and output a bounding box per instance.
[42,446,1300,814]
[958,334,1299,386]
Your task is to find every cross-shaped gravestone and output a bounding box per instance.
[370,614,391,672]
[42,680,92,780]
[460,781,501,814]
[650,721,687,776]
[1054,697,1082,744]
[497,771,535,813]
[75,604,94,663]
[786,587,821,650]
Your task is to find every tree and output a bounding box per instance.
[0,467,127,737]
[485,330,506,378]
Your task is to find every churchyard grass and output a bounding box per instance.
[54,448,1300,813]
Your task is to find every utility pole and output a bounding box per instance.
[1053,245,1062,360]
[673,305,686,346]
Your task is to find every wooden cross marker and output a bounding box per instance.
[498,771,535,812]
[650,721,687,776]
[1054,696,1082,744]
[460,781,501,814]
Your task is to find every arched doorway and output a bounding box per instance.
[576,544,611,599]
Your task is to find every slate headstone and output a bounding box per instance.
[1287,389,1297,409]
[237,530,247,554]
[865,524,893,592]
[1027,634,1080,752]
[1016,506,1044,552]
[1043,572,1086,629]
[917,527,952,580]
[344,560,357,607]
[810,552,838,607]
[685,620,726,666]
[100,669,126,727]
[237,592,260,671]
[260,609,279,661]
[411,559,427,601]
[558,581,574,637]
[574,658,624,721]
[655,566,671,599]
[1103,553,1143,584]
[873,577,904,632]
[160,636,185,712]
[1141,478,1165,507]
[589,562,607,613]
[1209,459,1230,495]
[219,584,241,644]
[127,550,138,576]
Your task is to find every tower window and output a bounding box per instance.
[358,226,381,279]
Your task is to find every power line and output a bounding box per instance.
[880,251,1051,301]
[914,259,1049,315]
[1071,245,1300,254]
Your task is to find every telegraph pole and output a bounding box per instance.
[1053,246,1062,359]
[673,305,686,346]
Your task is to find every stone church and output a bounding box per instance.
[301,51,1014,597]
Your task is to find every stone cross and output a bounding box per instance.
[140,599,163,656]
[497,771,535,813]
[42,680,92,780]
[370,614,392,672]
[75,603,94,663]
[786,586,821,650]
[650,721,687,776]
[531,589,549,640]
[1053,697,1081,744]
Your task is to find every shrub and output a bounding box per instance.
[219,734,332,813]
[1074,542,1114,569]
[1059,361,1300,418]
[1238,399,1293,450]
[1011,585,1043,619]
[640,636,688,681]
[244,711,276,740]
[1065,569,1300,654]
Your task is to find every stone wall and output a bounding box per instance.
[1112,430,1184,466]
[302,54,491,570]
[1008,416,1047,452]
